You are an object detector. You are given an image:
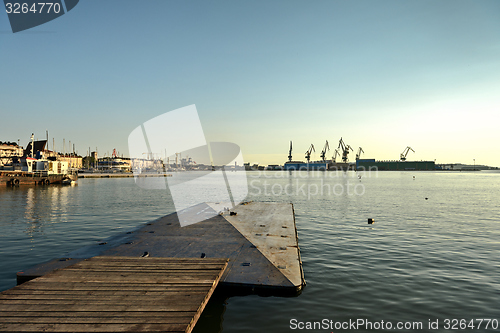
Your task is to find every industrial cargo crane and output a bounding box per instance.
[332,149,340,163]
[288,141,293,162]
[305,144,315,163]
[400,146,415,161]
[320,140,330,161]
[355,147,364,160]
[338,138,353,163]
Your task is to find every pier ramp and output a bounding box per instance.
[0,256,227,332]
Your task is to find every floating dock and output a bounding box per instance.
[18,202,305,294]
[0,256,227,332]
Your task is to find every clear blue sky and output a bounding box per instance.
[1,0,500,166]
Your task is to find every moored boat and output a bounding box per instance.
[1,154,77,187]
[61,177,76,185]
[0,168,77,186]
[0,134,78,186]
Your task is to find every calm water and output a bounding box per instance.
[1,171,499,332]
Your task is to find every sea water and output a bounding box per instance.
[1,171,499,332]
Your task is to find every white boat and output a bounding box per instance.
[61,177,76,185]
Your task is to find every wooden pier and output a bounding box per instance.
[0,256,228,333]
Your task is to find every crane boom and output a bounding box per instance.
[355,147,364,160]
[320,140,330,161]
[338,137,353,163]
[400,146,415,161]
[288,141,293,162]
[305,144,315,163]
[332,149,340,163]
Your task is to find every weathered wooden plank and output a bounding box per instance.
[73,260,227,266]
[67,263,227,270]
[0,316,193,324]
[35,276,218,284]
[0,290,209,297]
[7,283,213,292]
[0,303,202,313]
[36,268,222,277]
[55,267,224,277]
[0,323,186,332]
[0,294,211,304]
[0,311,196,319]
[34,273,222,282]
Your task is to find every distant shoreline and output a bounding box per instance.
[78,173,172,178]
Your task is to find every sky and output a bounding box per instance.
[1,0,500,167]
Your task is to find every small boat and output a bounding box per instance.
[61,177,76,185]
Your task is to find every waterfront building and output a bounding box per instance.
[58,154,83,170]
[0,143,23,166]
[98,157,132,172]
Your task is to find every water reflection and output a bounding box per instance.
[24,187,40,235]
[0,185,76,237]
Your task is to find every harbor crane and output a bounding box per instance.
[320,140,330,161]
[288,141,293,162]
[332,149,340,163]
[355,147,364,160]
[338,137,353,163]
[305,144,315,163]
[400,146,415,161]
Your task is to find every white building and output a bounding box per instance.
[0,143,23,166]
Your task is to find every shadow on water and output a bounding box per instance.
[193,290,228,333]
[194,285,304,333]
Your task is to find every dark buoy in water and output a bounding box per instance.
[425,197,428,200]
[368,218,374,224]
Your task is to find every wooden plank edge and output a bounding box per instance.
[291,203,306,289]
[185,259,228,333]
